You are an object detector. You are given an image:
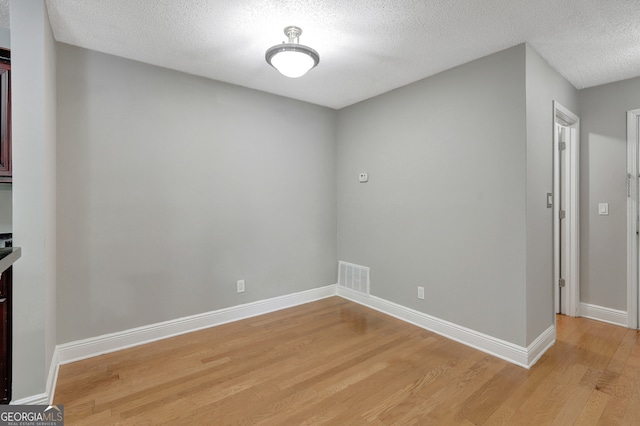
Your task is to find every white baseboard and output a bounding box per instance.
[11,393,48,405]
[37,282,561,405]
[579,303,628,327]
[43,284,336,403]
[56,284,337,366]
[46,347,60,405]
[337,286,554,369]
[527,324,556,367]
[14,347,60,406]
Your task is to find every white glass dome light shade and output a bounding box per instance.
[265,26,320,78]
[266,44,319,78]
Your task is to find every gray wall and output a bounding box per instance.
[0,27,9,49]
[579,76,640,311]
[11,0,57,400]
[337,45,528,345]
[56,44,337,343]
[0,29,9,234]
[0,184,10,232]
[524,46,578,343]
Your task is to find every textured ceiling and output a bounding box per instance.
[7,1,640,108]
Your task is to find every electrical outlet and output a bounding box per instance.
[237,279,245,293]
[417,286,424,300]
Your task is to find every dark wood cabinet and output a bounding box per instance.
[0,61,10,184]
[0,266,10,403]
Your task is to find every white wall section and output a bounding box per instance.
[10,0,57,401]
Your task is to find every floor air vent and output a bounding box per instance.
[338,261,370,296]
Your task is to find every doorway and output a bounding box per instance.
[626,108,640,330]
[553,101,580,317]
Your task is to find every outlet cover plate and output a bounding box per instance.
[598,203,609,215]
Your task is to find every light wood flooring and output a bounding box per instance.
[54,296,640,425]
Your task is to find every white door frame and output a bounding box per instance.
[553,101,580,317]
[626,108,640,329]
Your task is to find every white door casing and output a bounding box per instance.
[626,108,640,330]
[553,101,580,317]
[557,124,568,314]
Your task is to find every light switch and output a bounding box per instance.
[359,173,368,183]
[598,203,609,215]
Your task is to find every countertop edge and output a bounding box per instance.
[0,247,21,274]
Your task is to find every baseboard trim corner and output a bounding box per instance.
[9,348,59,406]
[46,346,60,405]
[337,287,553,369]
[579,303,628,327]
[526,324,555,368]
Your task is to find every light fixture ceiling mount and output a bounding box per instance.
[265,26,320,78]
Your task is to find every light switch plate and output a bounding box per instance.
[359,173,368,183]
[598,203,609,215]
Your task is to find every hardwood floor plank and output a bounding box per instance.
[419,356,512,424]
[54,298,640,425]
[483,354,560,425]
[506,362,589,424]
[621,384,640,425]
[596,339,640,423]
[574,389,610,426]
[373,350,486,424]
[550,384,598,426]
[456,363,528,425]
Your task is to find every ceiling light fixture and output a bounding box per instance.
[265,26,319,78]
